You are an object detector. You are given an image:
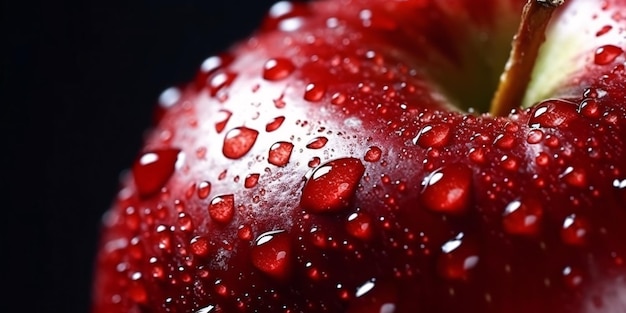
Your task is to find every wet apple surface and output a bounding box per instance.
[92,0,626,312]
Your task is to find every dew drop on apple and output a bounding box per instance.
[494,133,515,150]
[197,181,211,199]
[561,214,590,246]
[346,212,373,240]
[208,194,235,225]
[412,124,451,148]
[190,235,211,258]
[308,156,321,168]
[214,109,232,133]
[535,152,550,167]
[223,127,259,159]
[562,265,584,289]
[528,99,579,128]
[502,198,543,236]
[347,280,397,313]
[243,173,260,189]
[468,147,485,164]
[133,149,182,198]
[560,166,588,188]
[364,146,382,162]
[500,155,520,172]
[596,25,612,36]
[437,233,479,280]
[306,136,328,149]
[526,129,544,144]
[594,45,623,65]
[155,224,174,252]
[266,116,285,132]
[421,164,473,215]
[300,158,365,213]
[251,230,292,280]
[207,71,237,96]
[263,58,295,81]
[177,212,194,233]
[268,141,294,166]
[303,82,327,102]
[237,224,253,241]
[578,99,601,118]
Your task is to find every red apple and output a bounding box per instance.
[91,0,626,312]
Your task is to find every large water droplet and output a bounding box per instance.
[300,158,365,213]
[207,71,237,96]
[268,141,294,166]
[133,149,182,198]
[190,235,211,257]
[594,45,623,65]
[208,194,235,225]
[437,233,479,281]
[528,99,579,128]
[421,164,473,215]
[251,230,292,280]
[223,127,259,159]
[412,124,451,148]
[263,58,295,81]
[244,173,260,188]
[502,198,543,236]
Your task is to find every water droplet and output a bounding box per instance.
[207,71,237,96]
[562,266,584,288]
[308,156,321,168]
[347,280,397,313]
[596,25,612,36]
[364,146,382,162]
[306,137,328,149]
[265,116,285,132]
[494,133,515,150]
[594,45,623,65]
[190,235,211,257]
[208,194,235,225]
[331,92,347,105]
[468,147,485,164]
[244,173,260,188]
[197,181,211,199]
[158,87,181,109]
[346,212,373,240]
[561,214,590,246]
[268,141,294,166]
[535,152,550,166]
[578,99,601,118]
[528,99,579,128]
[214,110,232,133]
[301,158,365,213]
[177,212,194,233]
[133,149,182,198]
[251,230,292,280]
[421,164,473,215]
[237,224,253,241]
[263,58,295,81]
[500,155,520,171]
[412,124,451,148]
[560,167,588,188]
[526,129,544,144]
[437,233,479,280]
[303,82,327,102]
[223,127,259,159]
[502,198,543,236]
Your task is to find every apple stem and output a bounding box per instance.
[489,0,565,117]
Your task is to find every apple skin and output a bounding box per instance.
[91,0,626,312]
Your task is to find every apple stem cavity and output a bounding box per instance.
[489,0,565,117]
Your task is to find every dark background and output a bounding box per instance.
[3,1,286,312]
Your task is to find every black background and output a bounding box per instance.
[3,1,286,312]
